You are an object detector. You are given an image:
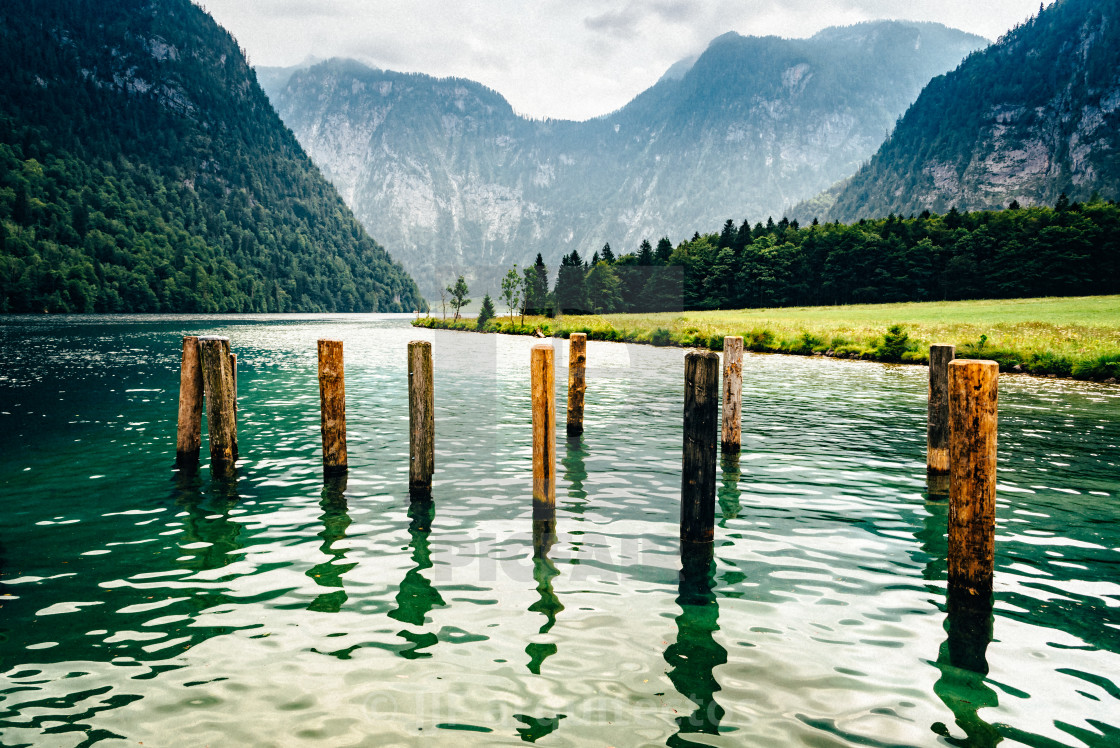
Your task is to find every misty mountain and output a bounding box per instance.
[260,22,986,295]
[817,0,1120,222]
[0,0,421,313]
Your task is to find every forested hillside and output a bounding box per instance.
[0,0,422,313]
[819,0,1120,221]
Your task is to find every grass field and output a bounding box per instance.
[413,295,1120,381]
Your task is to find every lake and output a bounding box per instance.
[1,314,1118,747]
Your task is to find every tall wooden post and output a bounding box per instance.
[681,351,719,543]
[176,335,203,466]
[566,333,587,437]
[721,336,743,455]
[531,344,556,518]
[928,344,955,495]
[317,339,347,476]
[229,352,238,426]
[199,336,237,467]
[408,340,435,494]
[948,359,998,598]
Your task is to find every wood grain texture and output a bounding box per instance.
[317,339,348,476]
[199,336,237,467]
[948,358,998,598]
[721,336,743,454]
[531,344,556,516]
[566,333,587,437]
[408,340,435,492]
[681,351,719,543]
[927,344,955,475]
[176,336,203,465]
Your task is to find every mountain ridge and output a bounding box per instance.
[260,21,987,296]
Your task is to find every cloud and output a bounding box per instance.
[201,0,1041,121]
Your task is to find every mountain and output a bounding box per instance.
[0,0,422,313]
[260,22,986,296]
[819,0,1120,222]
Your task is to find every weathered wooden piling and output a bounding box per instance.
[681,351,719,543]
[566,333,587,437]
[928,344,955,496]
[721,336,743,455]
[408,340,435,494]
[229,352,238,426]
[199,336,237,466]
[531,344,556,517]
[947,359,998,597]
[317,339,347,476]
[176,336,203,465]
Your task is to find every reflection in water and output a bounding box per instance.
[718,455,741,521]
[932,588,1000,746]
[526,518,563,675]
[173,468,243,576]
[306,475,356,613]
[514,712,566,743]
[388,496,445,658]
[561,436,589,514]
[920,490,1001,745]
[927,471,950,500]
[665,542,727,745]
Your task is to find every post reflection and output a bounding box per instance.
[665,542,727,745]
[920,485,1001,745]
[306,474,356,613]
[932,587,1000,746]
[172,467,243,575]
[927,471,950,500]
[388,495,445,658]
[561,436,589,514]
[526,517,563,674]
[718,454,741,521]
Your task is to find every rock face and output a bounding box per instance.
[820,0,1120,222]
[261,22,985,295]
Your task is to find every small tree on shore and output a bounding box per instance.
[438,286,448,320]
[477,293,496,329]
[501,265,521,322]
[448,275,470,321]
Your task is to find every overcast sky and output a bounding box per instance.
[200,0,1044,121]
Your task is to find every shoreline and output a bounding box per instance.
[412,311,1120,384]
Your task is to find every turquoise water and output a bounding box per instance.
[1,314,1118,747]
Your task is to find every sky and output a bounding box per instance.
[200,0,1045,121]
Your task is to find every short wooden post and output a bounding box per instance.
[531,344,556,518]
[681,351,719,543]
[566,333,586,437]
[721,336,743,454]
[408,340,435,494]
[199,336,237,466]
[948,359,998,597]
[317,339,347,476]
[176,336,203,465]
[928,344,955,495]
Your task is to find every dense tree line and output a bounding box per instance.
[529,198,1120,314]
[0,0,422,313]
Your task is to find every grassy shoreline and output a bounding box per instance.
[413,296,1120,382]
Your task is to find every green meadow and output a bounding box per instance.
[413,295,1120,381]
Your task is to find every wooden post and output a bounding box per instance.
[928,344,955,495]
[317,339,347,476]
[229,352,238,426]
[681,351,719,543]
[566,333,586,437]
[408,340,435,494]
[721,336,743,455]
[948,359,998,598]
[531,344,556,518]
[199,336,237,467]
[176,336,203,465]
